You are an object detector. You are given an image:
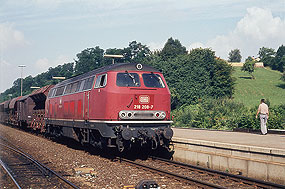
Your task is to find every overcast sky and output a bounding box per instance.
[0,0,285,93]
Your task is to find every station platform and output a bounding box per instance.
[171,128,285,184]
[173,128,285,150]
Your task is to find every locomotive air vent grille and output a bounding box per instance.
[119,110,166,120]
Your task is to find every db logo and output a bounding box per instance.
[139,95,150,104]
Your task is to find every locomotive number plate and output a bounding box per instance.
[134,104,154,110]
[134,94,154,110]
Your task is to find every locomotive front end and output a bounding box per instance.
[105,63,173,152]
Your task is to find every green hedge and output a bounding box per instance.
[172,99,285,130]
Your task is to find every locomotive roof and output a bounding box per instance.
[54,63,159,88]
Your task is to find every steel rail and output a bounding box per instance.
[117,157,226,189]
[151,156,285,189]
[0,138,79,189]
[0,159,22,189]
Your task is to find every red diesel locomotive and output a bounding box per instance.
[0,63,173,152]
[46,63,173,151]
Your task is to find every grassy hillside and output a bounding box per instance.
[233,67,285,107]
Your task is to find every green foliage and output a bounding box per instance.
[245,56,253,62]
[123,41,151,63]
[268,104,285,129]
[159,37,187,60]
[273,45,285,72]
[146,48,235,107]
[257,45,285,72]
[258,47,275,67]
[211,58,235,98]
[105,48,124,64]
[241,59,256,79]
[228,49,242,62]
[169,88,180,110]
[172,98,246,130]
[74,46,105,75]
[172,98,285,130]
[281,72,285,82]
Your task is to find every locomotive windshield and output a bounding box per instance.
[116,73,140,87]
[142,73,165,88]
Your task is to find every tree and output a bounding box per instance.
[105,48,124,64]
[273,45,285,72]
[211,58,235,98]
[160,37,187,60]
[241,59,256,79]
[258,47,275,67]
[123,41,151,63]
[146,48,234,107]
[228,49,242,62]
[281,72,285,82]
[74,46,105,75]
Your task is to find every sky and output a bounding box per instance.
[0,0,285,93]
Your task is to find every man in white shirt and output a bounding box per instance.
[256,99,269,135]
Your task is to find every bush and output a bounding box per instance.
[268,104,285,129]
[172,99,285,130]
[172,98,245,130]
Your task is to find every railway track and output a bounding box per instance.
[0,137,79,189]
[116,156,285,188]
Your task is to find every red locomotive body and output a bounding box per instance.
[46,63,173,151]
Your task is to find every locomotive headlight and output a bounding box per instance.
[160,112,166,119]
[119,111,134,119]
[154,111,166,119]
[127,112,133,118]
[155,112,160,118]
[119,111,127,119]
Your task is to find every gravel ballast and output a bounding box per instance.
[0,124,194,188]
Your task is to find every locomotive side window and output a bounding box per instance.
[64,84,72,94]
[48,89,55,98]
[71,81,79,93]
[83,76,95,90]
[94,74,107,88]
[116,73,140,87]
[78,80,85,91]
[75,80,82,92]
[52,89,56,97]
[142,73,165,88]
[55,86,65,96]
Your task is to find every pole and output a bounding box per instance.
[18,65,26,96]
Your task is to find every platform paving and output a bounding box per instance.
[172,127,285,150]
[172,128,285,184]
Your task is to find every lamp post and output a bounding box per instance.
[18,65,26,96]
[103,54,123,64]
[52,76,66,85]
[52,76,66,80]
